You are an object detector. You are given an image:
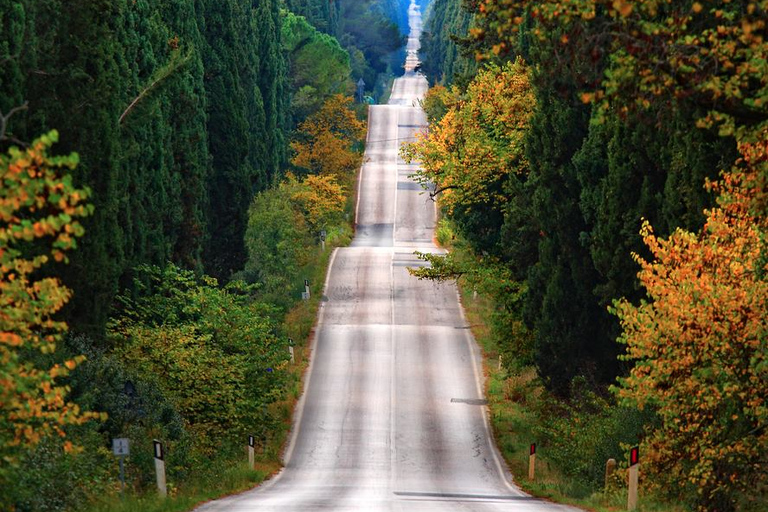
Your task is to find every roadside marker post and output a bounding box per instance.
[248,435,255,470]
[528,443,536,481]
[628,446,639,510]
[605,458,617,488]
[112,438,129,496]
[320,230,326,251]
[289,338,295,364]
[303,279,310,300]
[153,440,167,497]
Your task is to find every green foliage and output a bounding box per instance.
[434,217,454,246]
[402,60,535,258]
[336,0,405,67]
[66,333,191,483]
[243,183,314,306]
[419,84,455,125]
[285,0,407,101]
[112,265,289,454]
[420,0,478,86]
[534,378,653,494]
[243,170,351,307]
[6,431,112,512]
[201,0,287,280]
[282,11,352,124]
[284,0,339,35]
[1,0,290,333]
[522,87,620,395]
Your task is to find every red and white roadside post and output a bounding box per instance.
[528,443,536,481]
[628,446,639,510]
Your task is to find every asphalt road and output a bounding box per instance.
[195,2,580,510]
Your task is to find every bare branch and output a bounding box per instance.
[429,184,460,201]
[119,50,191,125]
[0,102,29,142]
[119,75,167,125]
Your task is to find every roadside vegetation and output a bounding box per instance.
[0,0,399,510]
[407,2,767,510]
[1,95,363,512]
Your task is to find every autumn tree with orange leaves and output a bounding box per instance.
[613,132,768,511]
[291,94,366,180]
[0,132,100,483]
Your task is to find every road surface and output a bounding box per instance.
[196,2,579,510]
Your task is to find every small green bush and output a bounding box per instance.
[534,377,656,492]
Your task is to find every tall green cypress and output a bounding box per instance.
[420,0,476,86]
[285,0,339,35]
[21,0,128,336]
[160,0,210,270]
[2,0,242,336]
[523,87,616,396]
[253,0,286,183]
[574,108,735,349]
[117,0,210,277]
[198,0,253,279]
[200,0,287,279]
[0,1,27,128]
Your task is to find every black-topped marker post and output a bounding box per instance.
[153,439,167,497]
[248,435,255,470]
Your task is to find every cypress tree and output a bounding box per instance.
[1,0,288,335]
[23,0,128,336]
[200,0,287,279]
[523,87,615,396]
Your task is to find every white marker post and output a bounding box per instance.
[320,230,326,251]
[628,446,639,510]
[288,338,295,364]
[248,435,255,470]
[303,279,310,300]
[112,438,130,496]
[153,440,167,497]
[528,443,536,481]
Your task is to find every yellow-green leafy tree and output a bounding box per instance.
[401,58,535,216]
[291,94,366,180]
[289,174,346,233]
[613,132,768,510]
[0,131,99,478]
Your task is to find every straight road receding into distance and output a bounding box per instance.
[196,2,581,510]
